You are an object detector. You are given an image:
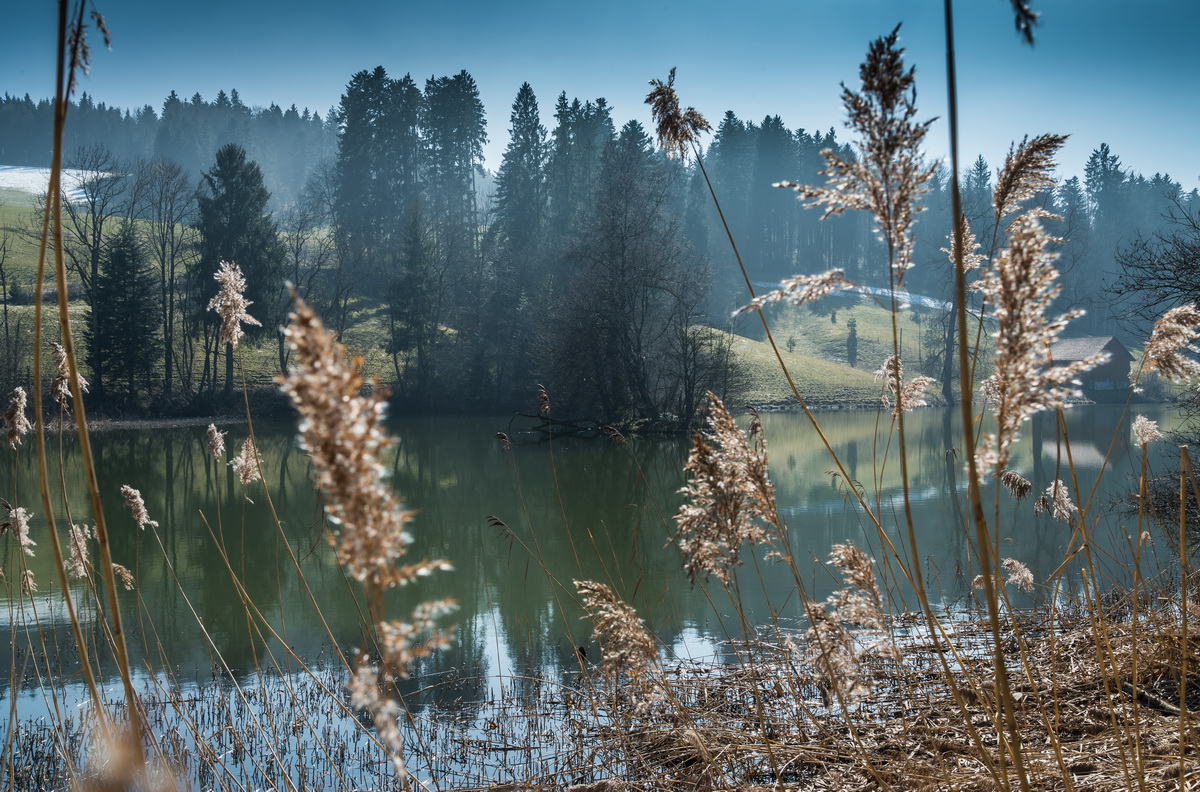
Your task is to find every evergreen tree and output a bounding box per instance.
[196,143,284,398]
[489,82,547,400]
[86,228,161,401]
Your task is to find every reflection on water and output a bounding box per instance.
[0,405,1185,696]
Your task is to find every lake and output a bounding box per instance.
[0,403,1188,785]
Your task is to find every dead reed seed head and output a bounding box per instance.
[229,438,262,486]
[207,261,261,349]
[279,292,452,592]
[536,383,551,416]
[120,485,158,530]
[1000,469,1033,500]
[945,214,985,272]
[574,580,658,679]
[51,342,88,410]
[65,523,92,579]
[1132,414,1164,448]
[206,423,226,460]
[1034,480,1078,522]
[779,25,935,283]
[1141,303,1200,384]
[993,134,1069,226]
[873,355,935,416]
[20,569,35,594]
[1001,558,1035,593]
[3,387,29,450]
[347,658,407,779]
[378,598,459,678]
[111,563,135,591]
[3,505,35,557]
[736,269,853,316]
[974,212,1105,476]
[646,67,712,160]
[671,392,778,586]
[494,432,512,451]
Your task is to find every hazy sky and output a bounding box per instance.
[4,1,1198,187]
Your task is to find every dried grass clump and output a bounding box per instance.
[645,67,711,160]
[672,392,777,586]
[3,387,30,449]
[1140,303,1200,383]
[207,261,260,348]
[777,25,935,281]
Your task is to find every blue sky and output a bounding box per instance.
[4,1,1198,187]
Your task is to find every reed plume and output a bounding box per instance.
[279,291,455,778]
[228,437,262,486]
[974,212,1104,477]
[736,269,853,315]
[65,523,92,579]
[50,342,87,411]
[776,25,935,282]
[1140,303,1200,383]
[873,355,934,416]
[672,392,777,586]
[1000,469,1032,500]
[805,543,893,701]
[2,504,36,559]
[205,423,226,460]
[207,261,261,348]
[1034,480,1078,522]
[120,485,158,530]
[992,134,1068,227]
[574,580,658,679]
[1132,414,1163,448]
[1001,558,1035,592]
[645,67,712,160]
[4,387,29,449]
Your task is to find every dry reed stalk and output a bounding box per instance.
[776,25,935,283]
[279,291,455,779]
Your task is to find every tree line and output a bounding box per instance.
[1,68,1194,420]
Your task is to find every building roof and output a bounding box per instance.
[1050,336,1133,363]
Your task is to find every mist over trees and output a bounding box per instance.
[2,68,1196,420]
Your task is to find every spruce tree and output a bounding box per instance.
[196,143,283,398]
[86,228,161,402]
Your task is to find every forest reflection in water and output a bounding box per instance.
[0,404,1185,701]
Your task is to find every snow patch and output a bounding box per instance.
[0,166,105,203]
